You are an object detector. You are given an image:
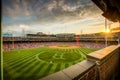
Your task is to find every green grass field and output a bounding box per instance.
[3,46,97,80]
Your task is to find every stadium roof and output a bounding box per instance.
[91,0,120,22]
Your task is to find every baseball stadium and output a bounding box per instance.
[3,30,120,80]
[1,0,120,80]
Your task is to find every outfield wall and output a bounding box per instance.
[40,45,120,80]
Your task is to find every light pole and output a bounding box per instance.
[20,25,26,46]
[105,19,110,47]
[105,18,107,47]
[20,25,26,38]
[105,32,108,47]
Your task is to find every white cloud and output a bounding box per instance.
[19,24,29,30]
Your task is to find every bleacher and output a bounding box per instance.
[3,32,120,51]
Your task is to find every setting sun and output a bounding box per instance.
[106,29,110,33]
[104,29,110,33]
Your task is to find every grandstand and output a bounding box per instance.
[3,31,120,51]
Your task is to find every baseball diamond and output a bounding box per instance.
[3,46,97,80]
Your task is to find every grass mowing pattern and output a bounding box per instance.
[3,47,97,80]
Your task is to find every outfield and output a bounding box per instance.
[3,46,97,80]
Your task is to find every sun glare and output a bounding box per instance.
[104,29,110,33]
[106,29,110,33]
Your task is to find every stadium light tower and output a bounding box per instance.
[104,19,110,47]
[20,25,26,37]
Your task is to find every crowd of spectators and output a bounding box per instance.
[3,42,107,51]
[79,42,106,49]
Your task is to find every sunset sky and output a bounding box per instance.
[2,0,119,36]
